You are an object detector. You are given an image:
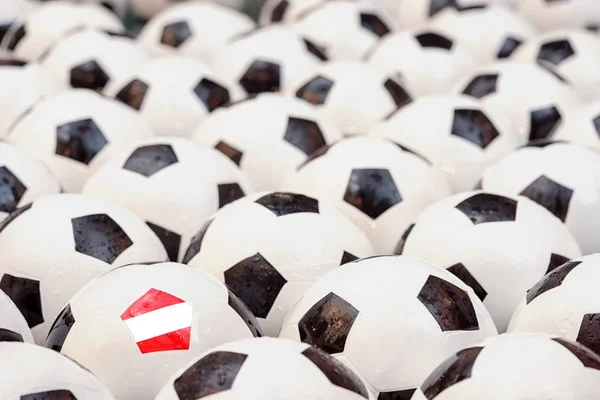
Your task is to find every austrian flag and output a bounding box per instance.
[121,288,194,354]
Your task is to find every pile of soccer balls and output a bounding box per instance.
[2,0,600,398]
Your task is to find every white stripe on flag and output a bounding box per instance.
[123,302,194,342]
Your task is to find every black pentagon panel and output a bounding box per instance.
[576,313,600,357]
[160,21,191,48]
[0,328,23,342]
[6,24,26,52]
[447,263,487,302]
[343,168,402,220]
[173,351,248,400]
[224,253,287,318]
[70,60,110,92]
[71,214,133,264]
[529,106,562,141]
[301,346,369,398]
[271,0,289,22]
[181,218,213,264]
[218,183,245,208]
[123,144,178,177]
[519,175,573,222]
[429,0,458,16]
[298,292,359,355]
[393,223,415,255]
[340,251,358,265]
[496,37,522,59]
[114,79,149,111]
[415,32,453,50]
[462,74,498,99]
[45,304,75,352]
[587,24,600,32]
[538,39,575,66]
[214,141,243,166]
[0,274,42,328]
[0,203,31,234]
[239,60,281,94]
[384,79,412,109]
[546,253,570,274]
[378,389,416,400]
[451,109,499,149]
[194,78,231,112]
[420,347,483,400]
[0,57,26,67]
[417,275,479,331]
[524,138,566,148]
[360,13,391,38]
[455,193,518,225]
[295,76,334,105]
[594,115,600,138]
[303,38,328,61]
[227,290,262,337]
[21,390,77,400]
[255,192,319,216]
[284,117,326,156]
[146,222,180,262]
[552,337,600,371]
[0,166,26,213]
[55,118,108,165]
[526,260,582,304]
[0,24,11,45]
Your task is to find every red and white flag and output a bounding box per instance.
[121,288,194,354]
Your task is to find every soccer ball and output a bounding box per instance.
[156,337,370,400]
[279,255,498,398]
[44,262,261,400]
[369,95,520,193]
[517,0,600,32]
[400,190,582,332]
[259,0,327,26]
[456,61,581,143]
[0,290,33,343]
[282,137,450,253]
[0,1,124,61]
[366,27,475,97]
[137,1,255,61]
[83,137,253,262]
[0,142,61,222]
[210,26,328,96]
[291,0,396,61]
[430,5,535,64]
[552,100,600,151]
[6,89,154,192]
[105,56,244,138]
[183,191,375,336]
[412,333,600,399]
[191,92,341,191]
[481,140,600,255]
[511,29,600,101]
[0,342,115,399]
[0,193,168,343]
[40,28,150,93]
[285,61,412,136]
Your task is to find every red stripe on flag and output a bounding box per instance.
[136,327,191,354]
[121,288,185,320]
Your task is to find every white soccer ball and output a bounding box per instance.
[0,193,168,343]
[366,27,475,97]
[284,61,412,136]
[455,61,580,143]
[412,333,600,399]
[552,100,600,151]
[191,92,341,191]
[82,137,253,263]
[183,191,375,336]
[291,0,396,61]
[0,142,61,222]
[6,89,154,192]
[369,95,520,193]
[44,262,261,400]
[0,342,116,399]
[517,0,600,32]
[40,28,150,93]
[0,1,124,61]
[481,140,600,255]
[137,1,255,61]
[279,255,498,398]
[105,56,244,138]
[0,290,33,343]
[400,190,582,332]
[156,337,371,400]
[282,137,450,253]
